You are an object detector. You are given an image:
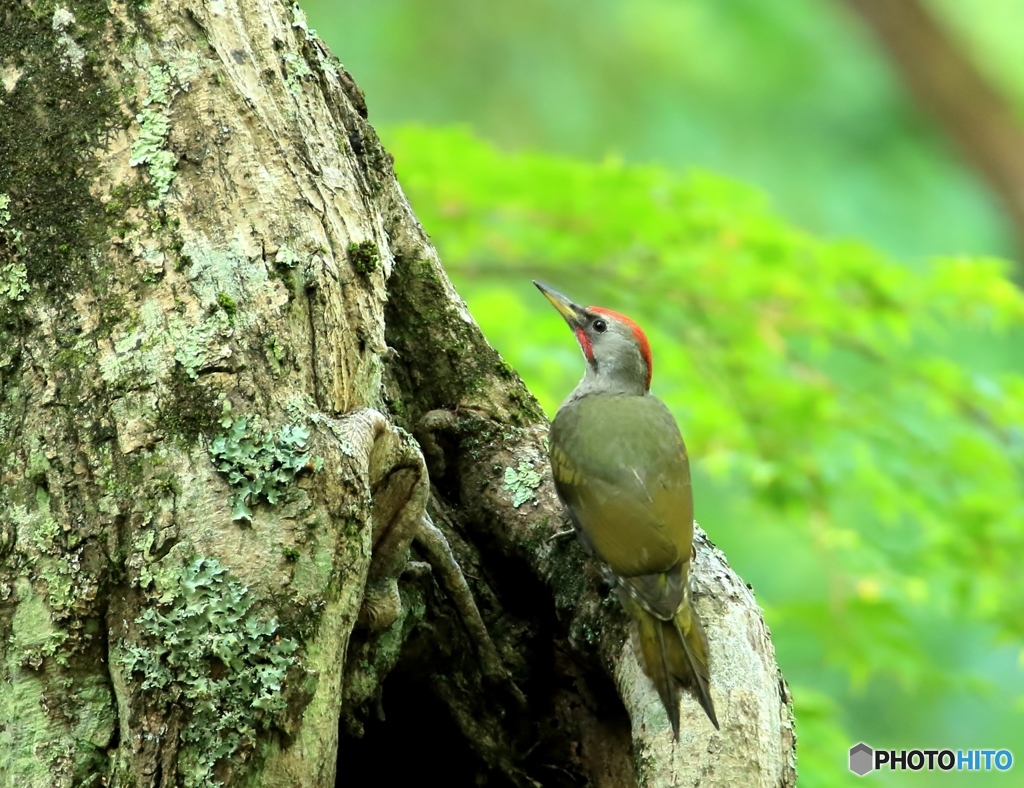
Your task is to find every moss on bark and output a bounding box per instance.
[0,0,118,299]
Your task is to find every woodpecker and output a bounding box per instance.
[535,281,718,737]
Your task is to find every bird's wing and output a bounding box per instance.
[550,396,693,580]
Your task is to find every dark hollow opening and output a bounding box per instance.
[336,670,513,788]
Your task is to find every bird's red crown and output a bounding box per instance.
[590,307,653,388]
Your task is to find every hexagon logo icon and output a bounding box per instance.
[850,743,874,776]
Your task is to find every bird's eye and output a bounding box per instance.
[592,319,607,333]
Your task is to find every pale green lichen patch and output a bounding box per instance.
[99,325,162,388]
[119,551,300,788]
[129,65,177,206]
[290,3,318,41]
[209,410,322,521]
[2,504,113,784]
[98,298,172,388]
[503,460,542,508]
[283,392,317,422]
[281,4,317,93]
[0,260,28,302]
[10,487,84,618]
[98,297,235,388]
[52,7,85,73]
[170,309,232,379]
[1,581,73,784]
[181,233,270,323]
[0,193,28,302]
[291,2,344,84]
[26,445,50,481]
[282,52,312,97]
[8,580,67,669]
[274,245,302,268]
[264,332,285,375]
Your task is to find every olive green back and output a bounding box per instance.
[549,394,694,579]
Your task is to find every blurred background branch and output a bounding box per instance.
[839,0,1024,268]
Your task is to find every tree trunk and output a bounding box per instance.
[0,0,795,786]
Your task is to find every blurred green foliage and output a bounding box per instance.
[305,0,1014,261]
[300,0,1024,784]
[387,125,1024,785]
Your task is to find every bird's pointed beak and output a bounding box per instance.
[534,281,586,327]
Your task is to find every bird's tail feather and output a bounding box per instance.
[673,604,718,730]
[629,599,718,738]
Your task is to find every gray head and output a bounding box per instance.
[534,281,653,399]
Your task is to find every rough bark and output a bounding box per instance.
[838,0,1024,264]
[0,0,794,786]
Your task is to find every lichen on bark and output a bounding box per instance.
[117,549,301,787]
[0,0,794,786]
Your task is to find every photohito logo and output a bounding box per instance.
[849,743,1013,776]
